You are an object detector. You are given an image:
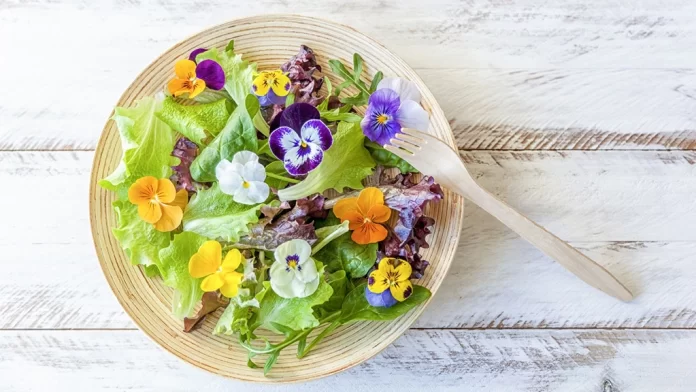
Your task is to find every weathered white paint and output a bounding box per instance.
[2,2,696,150]
[1,151,694,330]
[0,329,694,391]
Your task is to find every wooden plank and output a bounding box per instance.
[0,329,694,391]
[1,151,695,330]
[2,2,696,150]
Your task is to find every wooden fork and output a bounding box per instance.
[386,128,633,301]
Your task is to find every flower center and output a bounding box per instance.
[285,254,301,272]
[300,140,308,148]
[243,181,250,189]
[363,217,372,224]
[377,114,390,125]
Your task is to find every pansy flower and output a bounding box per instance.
[269,103,333,176]
[215,151,270,205]
[366,257,413,307]
[127,176,189,232]
[252,70,292,106]
[333,187,391,245]
[361,77,430,146]
[269,239,320,299]
[167,52,225,99]
[188,241,244,298]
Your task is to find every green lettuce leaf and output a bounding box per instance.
[314,232,377,278]
[277,122,375,201]
[311,220,349,255]
[195,42,256,107]
[214,290,260,336]
[264,160,290,189]
[190,105,258,182]
[157,231,209,319]
[156,97,233,146]
[364,140,418,174]
[255,268,333,333]
[112,200,170,267]
[319,270,348,315]
[339,283,431,324]
[182,183,262,241]
[99,94,176,190]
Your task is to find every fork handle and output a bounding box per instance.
[460,182,633,301]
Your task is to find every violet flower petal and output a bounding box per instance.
[269,126,301,160]
[365,285,398,308]
[284,144,323,176]
[280,102,320,132]
[195,60,225,90]
[300,119,333,151]
[189,48,208,63]
[361,88,402,146]
[256,88,287,107]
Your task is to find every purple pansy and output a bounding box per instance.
[361,77,430,146]
[189,47,225,91]
[365,285,398,308]
[269,103,333,176]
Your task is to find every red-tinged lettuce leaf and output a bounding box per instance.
[379,173,443,242]
[280,45,324,106]
[230,195,326,251]
[171,137,204,192]
[183,292,228,332]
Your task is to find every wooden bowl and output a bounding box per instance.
[89,15,464,382]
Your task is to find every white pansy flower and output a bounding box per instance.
[269,239,320,299]
[215,151,270,205]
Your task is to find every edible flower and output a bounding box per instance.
[127,176,189,232]
[269,103,333,175]
[333,187,391,245]
[252,70,292,106]
[188,241,244,298]
[361,77,429,146]
[366,257,413,307]
[167,57,225,99]
[215,151,270,205]
[269,239,320,299]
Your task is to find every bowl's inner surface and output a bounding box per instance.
[90,15,464,382]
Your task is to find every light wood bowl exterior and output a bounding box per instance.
[89,15,464,382]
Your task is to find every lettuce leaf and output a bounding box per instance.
[255,271,332,333]
[364,140,418,174]
[277,122,375,201]
[214,292,259,336]
[99,94,175,190]
[195,42,256,107]
[157,97,233,146]
[157,231,209,319]
[182,183,262,242]
[314,232,377,279]
[311,220,349,255]
[112,200,170,267]
[190,105,258,182]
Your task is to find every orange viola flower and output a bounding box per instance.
[127,176,189,232]
[333,187,391,245]
[167,59,206,99]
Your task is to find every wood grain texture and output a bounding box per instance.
[1,329,694,391]
[2,2,696,150]
[2,151,695,330]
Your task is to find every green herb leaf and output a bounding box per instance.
[320,109,362,123]
[277,122,375,200]
[369,71,384,93]
[311,220,350,255]
[364,140,419,173]
[156,97,233,146]
[157,231,209,319]
[264,352,279,376]
[339,283,431,324]
[99,95,175,191]
[255,274,333,333]
[246,94,270,137]
[190,106,258,182]
[352,53,364,82]
[314,232,377,279]
[320,270,348,314]
[285,93,295,106]
[182,183,262,242]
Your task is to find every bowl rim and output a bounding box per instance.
[89,13,464,383]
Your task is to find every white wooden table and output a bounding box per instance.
[2,1,696,391]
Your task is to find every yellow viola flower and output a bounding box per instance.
[367,258,413,302]
[167,59,206,99]
[127,176,189,232]
[188,241,243,298]
[252,70,291,97]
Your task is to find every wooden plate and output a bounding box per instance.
[89,14,464,382]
